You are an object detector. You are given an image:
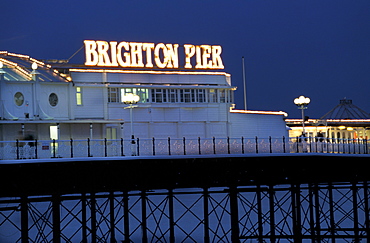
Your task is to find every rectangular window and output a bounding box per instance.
[197,89,206,103]
[151,89,167,103]
[108,88,119,103]
[219,89,226,103]
[116,88,149,103]
[169,89,178,102]
[106,127,117,140]
[208,89,217,103]
[183,89,191,102]
[191,89,196,102]
[76,87,82,105]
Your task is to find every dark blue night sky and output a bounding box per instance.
[2,0,369,118]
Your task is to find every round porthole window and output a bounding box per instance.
[14,92,24,106]
[49,93,58,107]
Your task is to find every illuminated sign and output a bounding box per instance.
[84,40,224,70]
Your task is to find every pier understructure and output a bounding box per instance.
[0,154,369,242]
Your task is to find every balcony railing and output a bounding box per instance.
[0,136,368,160]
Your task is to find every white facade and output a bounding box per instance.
[0,51,288,143]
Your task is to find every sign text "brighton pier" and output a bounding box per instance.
[84,40,224,69]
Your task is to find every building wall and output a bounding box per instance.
[229,113,288,138]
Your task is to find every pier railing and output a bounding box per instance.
[0,136,368,160]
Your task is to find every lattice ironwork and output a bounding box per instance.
[0,183,369,242]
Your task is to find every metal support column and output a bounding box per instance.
[352,182,359,243]
[308,183,317,243]
[52,194,61,243]
[291,184,302,243]
[328,183,336,243]
[91,193,97,243]
[203,187,210,243]
[109,192,116,243]
[21,195,28,243]
[123,191,130,243]
[269,185,276,243]
[364,181,370,243]
[168,189,175,243]
[82,194,88,243]
[314,183,322,243]
[257,185,263,243]
[229,186,240,243]
[141,190,148,243]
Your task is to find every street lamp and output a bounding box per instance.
[123,93,140,155]
[294,95,310,136]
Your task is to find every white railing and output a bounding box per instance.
[0,137,368,160]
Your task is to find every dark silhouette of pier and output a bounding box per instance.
[0,154,369,242]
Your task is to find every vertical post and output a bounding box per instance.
[291,184,302,243]
[328,183,336,243]
[352,183,360,243]
[82,194,88,243]
[91,193,97,243]
[257,185,264,243]
[136,138,140,156]
[87,138,91,157]
[110,192,116,243]
[52,194,61,243]
[70,138,74,158]
[296,136,299,153]
[168,189,175,243]
[314,184,321,243]
[229,186,240,243]
[152,137,155,156]
[21,195,28,243]
[364,181,370,243]
[308,184,316,243]
[213,137,216,154]
[203,188,210,243]
[123,191,130,243]
[168,137,171,156]
[283,136,286,153]
[242,56,247,110]
[53,139,56,158]
[34,139,38,159]
[241,136,245,154]
[141,190,148,243]
[269,185,276,243]
[269,136,272,153]
[120,138,124,156]
[227,137,230,154]
[104,138,108,157]
[89,123,93,140]
[16,139,20,159]
[198,137,201,155]
[183,137,186,155]
[255,136,258,153]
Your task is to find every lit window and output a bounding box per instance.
[76,87,82,105]
[122,88,148,103]
[208,89,217,103]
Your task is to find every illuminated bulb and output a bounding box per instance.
[294,95,310,106]
[122,93,140,104]
[31,62,38,70]
[0,61,3,69]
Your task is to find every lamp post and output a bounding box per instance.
[294,95,310,136]
[122,93,140,155]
